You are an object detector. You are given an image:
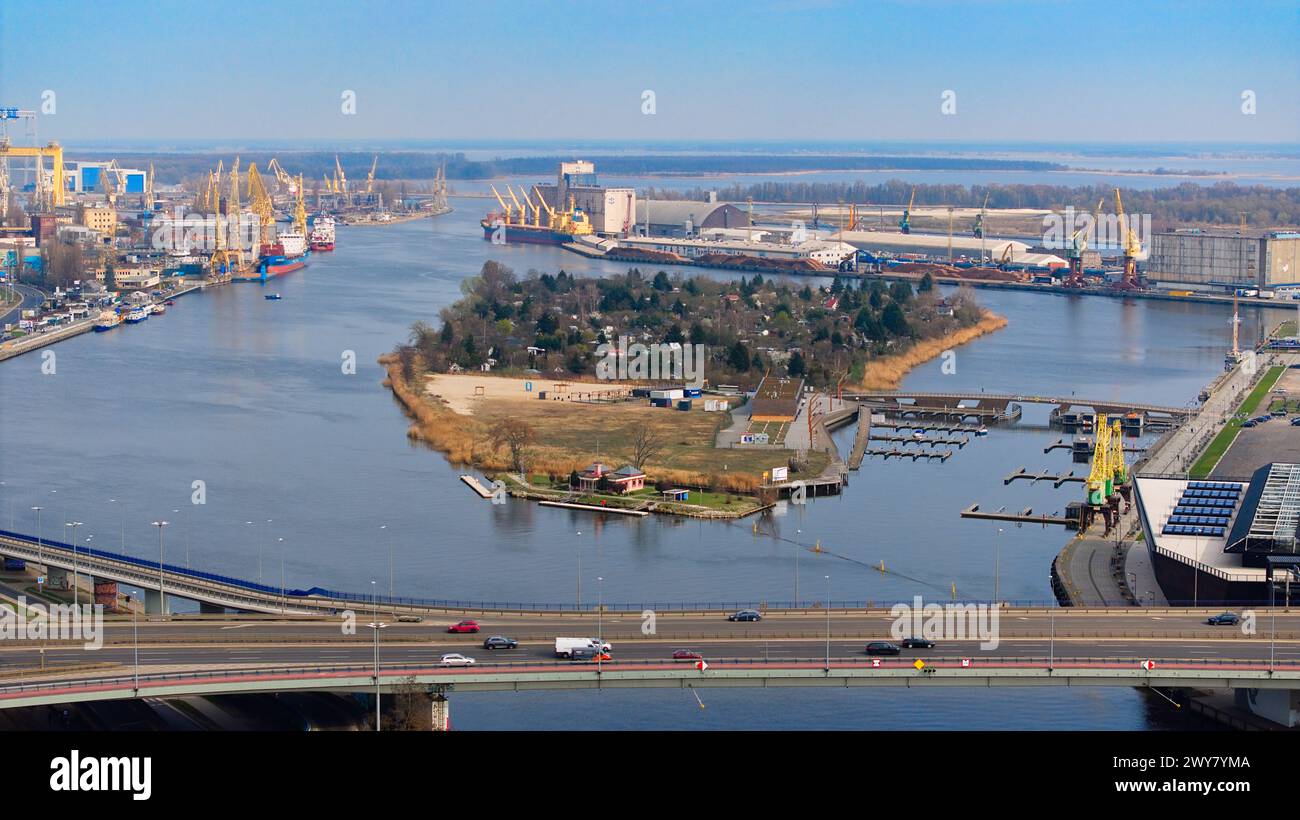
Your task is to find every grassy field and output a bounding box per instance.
[1189,365,1285,478]
[382,355,826,493]
[1276,320,1297,338]
[475,399,827,481]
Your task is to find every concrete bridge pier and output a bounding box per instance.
[47,566,68,589]
[143,588,167,615]
[430,694,450,731]
[1238,687,1300,728]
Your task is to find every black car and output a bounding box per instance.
[482,636,519,650]
[1206,612,1240,626]
[727,610,762,622]
[866,641,902,656]
[900,637,936,649]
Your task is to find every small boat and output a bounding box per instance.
[912,429,925,441]
[264,293,282,300]
[93,311,121,332]
[975,426,989,436]
[124,308,148,324]
[165,299,176,306]
[150,303,165,315]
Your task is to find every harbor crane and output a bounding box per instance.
[1063,199,1103,288]
[0,139,65,209]
[1114,188,1143,289]
[899,187,915,234]
[972,191,989,237]
[266,158,298,197]
[488,184,514,223]
[334,155,348,195]
[365,155,378,195]
[292,174,307,235]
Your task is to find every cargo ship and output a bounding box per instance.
[309,216,336,251]
[481,187,593,245]
[94,311,121,331]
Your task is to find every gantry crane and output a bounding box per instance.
[0,140,65,209]
[899,187,915,234]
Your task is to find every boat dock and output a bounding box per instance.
[538,500,649,517]
[847,408,871,470]
[960,503,1078,528]
[459,475,495,499]
[870,432,970,448]
[1003,467,1087,487]
[865,448,953,462]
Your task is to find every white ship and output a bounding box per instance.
[309,216,335,251]
[277,232,308,258]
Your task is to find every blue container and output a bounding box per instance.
[684,388,703,398]
[677,400,692,411]
[651,398,670,407]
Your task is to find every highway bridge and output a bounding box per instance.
[4,610,1300,724]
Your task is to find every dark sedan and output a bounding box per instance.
[727,610,762,622]
[1206,612,1240,626]
[900,637,936,649]
[866,642,902,656]
[482,636,518,650]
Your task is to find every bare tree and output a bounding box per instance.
[491,418,535,475]
[630,425,664,469]
[383,676,432,731]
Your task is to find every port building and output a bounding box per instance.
[1134,464,1300,605]
[750,375,805,423]
[533,161,636,237]
[1147,229,1300,293]
[634,199,751,237]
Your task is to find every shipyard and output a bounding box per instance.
[6,0,1300,786]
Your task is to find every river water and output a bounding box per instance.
[0,200,1293,729]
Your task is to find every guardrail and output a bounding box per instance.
[3,655,1300,706]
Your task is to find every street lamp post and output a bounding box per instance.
[133,608,139,693]
[369,580,387,731]
[1049,576,1055,672]
[66,522,82,605]
[150,521,168,613]
[995,527,1003,605]
[824,575,831,672]
[795,528,801,607]
[381,524,392,604]
[277,537,285,614]
[576,531,582,610]
[30,504,43,579]
[597,576,604,673]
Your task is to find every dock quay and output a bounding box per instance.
[961,503,1079,528]
[1004,467,1087,487]
[459,475,495,498]
[847,407,871,470]
[538,500,648,516]
[870,432,969,448]
[867,448,953,462]
[0,315,95,362]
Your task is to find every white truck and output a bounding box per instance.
[554,637,613,658]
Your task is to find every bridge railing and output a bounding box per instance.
[4,655,1300,699]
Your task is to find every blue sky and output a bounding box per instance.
[1,0,1296,145]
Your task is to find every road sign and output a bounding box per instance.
[960,658,971,668]
[871,658,881,668]
[913,659,926,670]
[36,575,46,585]
[525,381,533,392]
[1141,659,1156,671]
[696,660,708,672]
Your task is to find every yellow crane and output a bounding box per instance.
[506,186,525,224]
[1115,188,1142,288]
[0,140,65,208]
[1086,414,1112,505]
[245,163,275,246]
[266,158,298,197]
[293,174,307,235]
[334,155,348,195]
[517,186,541,226]
[488,184,514,223]
[365,154,378,195]
[1108,418,1128,492]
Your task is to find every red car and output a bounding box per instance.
[672,649,704,661]
[447,620,480,634]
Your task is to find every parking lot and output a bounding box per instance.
[1211,362,1300,477]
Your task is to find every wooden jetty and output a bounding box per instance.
[459,475,495,498]
[960,503,1076,527]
